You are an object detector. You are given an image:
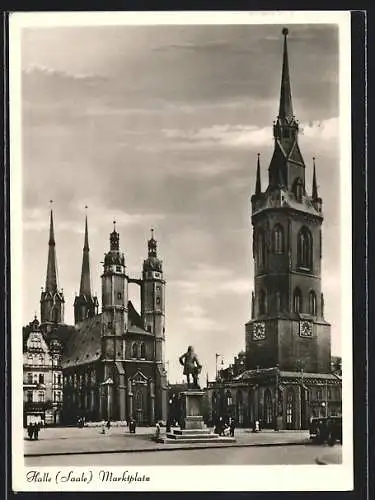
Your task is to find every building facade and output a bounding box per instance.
[23,317,64,426]
[206,28,342,429]
[23,209,168,426]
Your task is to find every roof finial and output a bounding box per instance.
[113,220,116,231]
[151,228,154,239]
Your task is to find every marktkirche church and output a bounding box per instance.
[23,210,167,426]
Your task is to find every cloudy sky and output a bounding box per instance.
[21,22,341,383]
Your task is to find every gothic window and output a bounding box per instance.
[286,388,295,427]
[273,224,284,254]
[39,374,44,384]
[259,289,267,315]
[275,291,281,313]
[131,342,138,359]
[293,178,304,202]
[309,291,317,316]
[58,374,62,385]
[147,325,152,333]
[297,227,313,270]
[140,342,146,359]
[316,388,322,400]
[257,229,266,269]
[264,389,273,425]
[293,288,302,314]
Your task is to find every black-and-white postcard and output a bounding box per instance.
[10,10,353,492]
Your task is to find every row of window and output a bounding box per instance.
[256,225,316,270]
[25,390,62,403]
[25,373,62,385]
[258,289,318,315]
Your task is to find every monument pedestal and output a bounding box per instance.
[159,390,235,444]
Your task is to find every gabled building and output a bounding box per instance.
[206,28,342,430]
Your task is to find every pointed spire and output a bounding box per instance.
[79,208,91,297]
[278,28,293,120]
[312,157,319,199]
[255,153,261,195]
[45,201,58,292]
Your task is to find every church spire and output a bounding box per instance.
[79,209,91,297]
[312,157,318,199]
[255,153,261,195]
[45,202,58,292]
[74,208,98,324]
[278,27,293,120]
[40,201,65,328]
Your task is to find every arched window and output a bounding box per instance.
[275,291,281,313]
[131,342,138,359]
[264,389,273,426]
[286,388,295,428]
[293,288,302,314]
[293,178,304,202]
[273,224,284,254]
[257,229,266,269]
[297,227,313,269]
[309,291,317,316]
[140,342,146,359]
[259,289,267,315]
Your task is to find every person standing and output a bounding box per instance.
[229,417,236,437]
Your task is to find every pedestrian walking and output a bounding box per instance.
[27,422,33,440]
[106,419,111,430]
[154,422,161,441]
[229,417,236,437]
[33,422,40,440]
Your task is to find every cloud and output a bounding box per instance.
[23,205,165,234]
[162,118,338,150]
[23,64,106,82]
[300,117,339,141]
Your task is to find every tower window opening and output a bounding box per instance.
[275,291,281,313]
[297,227,313,269]
[257,230,266,270]
[147,325,152,333]
[116,266,122,273]
[309,290,317,316]
[293,178,304,203]
[117,292,122,300]
[273,224,284,254]
[259,289,267,315]
[140,342,146,359]
[293,288,302,314]
[131,342,138,359]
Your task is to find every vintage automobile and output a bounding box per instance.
[309,416,342,445]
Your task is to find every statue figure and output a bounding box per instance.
[179,346,202,388]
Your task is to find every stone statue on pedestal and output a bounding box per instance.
[179,346,202,388]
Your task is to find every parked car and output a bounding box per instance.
[309,416,342,445]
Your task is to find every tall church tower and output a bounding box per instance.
[101,222,128,377]
[74,212,99,324]
[245,28,331,374]
[141,229,165,364]
[40,206,65,331]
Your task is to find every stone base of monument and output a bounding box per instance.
[158,390,236,444]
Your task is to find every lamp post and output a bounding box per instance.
[274,364,280,431]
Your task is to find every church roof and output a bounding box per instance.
[62,315,102,368]
[234,368,340,382]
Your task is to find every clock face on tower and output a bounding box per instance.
[299,320,313,337]
[252,321,266,341]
